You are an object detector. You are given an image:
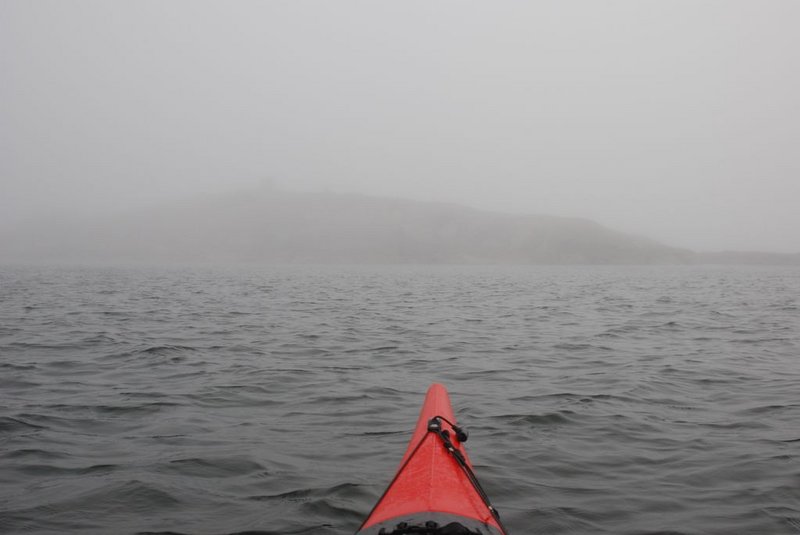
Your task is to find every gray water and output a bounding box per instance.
[1,265,798,535]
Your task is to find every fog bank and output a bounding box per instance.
[2,1,798,253]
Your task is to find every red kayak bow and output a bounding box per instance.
[356,383,508,535]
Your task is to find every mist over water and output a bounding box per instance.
[1,265,798,534]
[3,3,800,534]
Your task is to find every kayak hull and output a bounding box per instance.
[356,383,506,535]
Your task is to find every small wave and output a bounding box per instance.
[497,411,576,426]
[12,463,118,476]
[343,345,399,353]
[741,403,800,415]
[185,388,280,408]
[85,480,182,512]
[248,482,364,503]
[0,362,37,370]
[704,420,771,430]
[731,337,791,344]
[82,333,119,344]
[343,430,404,437]
[552,342,609,351]
[0,416,47,433]
[509,392,635,405]
[140,345,196,355]
[43,359,85,369]
[3,479,182,530]
[159,457,265,478]
[0,378,41,389]
[44,401,182,416]
[244,483,365,532]
[2,448,67,460]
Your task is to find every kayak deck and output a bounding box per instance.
[356,384,507,535]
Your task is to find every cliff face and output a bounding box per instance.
[1,190,793,265]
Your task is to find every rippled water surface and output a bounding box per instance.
[1,265,799,535]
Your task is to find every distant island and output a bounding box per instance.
[2,189,799,265]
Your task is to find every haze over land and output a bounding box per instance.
[2,188,798,265]
[2,1,799,256]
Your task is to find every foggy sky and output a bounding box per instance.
[2,1,799,253]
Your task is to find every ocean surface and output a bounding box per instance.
[1,265,798,535]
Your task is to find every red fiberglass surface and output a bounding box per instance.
[360,383,502,532]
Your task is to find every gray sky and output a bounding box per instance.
[2,0,798,252]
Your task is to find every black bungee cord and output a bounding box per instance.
[357,415,508,535]
[426,416,509,535]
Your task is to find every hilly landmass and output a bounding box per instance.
[1,189,797,265]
